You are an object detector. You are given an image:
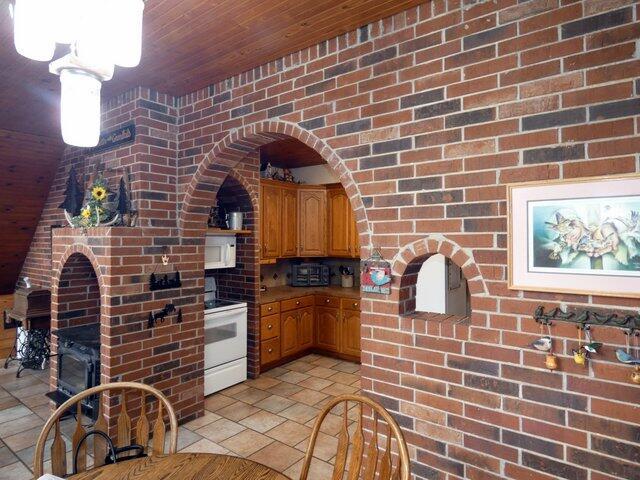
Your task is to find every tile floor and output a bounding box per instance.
[0,353,361,479]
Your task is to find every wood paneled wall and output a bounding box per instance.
[0,294,15,361]
[0,129,63,294]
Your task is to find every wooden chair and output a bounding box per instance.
[300,394,410,480]
[33,382,178,478]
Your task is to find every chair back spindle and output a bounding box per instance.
[33,382,178,478]
[299,394,410,480]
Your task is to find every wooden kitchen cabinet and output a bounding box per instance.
[298,306,314,350]
[260,183,281,260]
[280,310,299,357]
[341,309,361,357]
[327,186,351,257]
[298,188,326,256]
[327,184,359,258]
[281,185,298,257]
[315,306,339,352]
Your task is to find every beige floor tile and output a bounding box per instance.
[221,383,250,396]
[277,371,310,384]
[19,393,51,409]
[233,387,271,405]
[306,366,335,379]
[286,361,315,373]
[196,417,245,443]
[11,382,50,399]
[310,357,340,368]
[217,401,260,422]
[290,388,329,407]
[239,410,286,433]
[244,376,281,390]
[285,457,335,480]
[254,395,295,414]
[204,394,235,412]
[0,397,20,411]
[332,362,361,374]
[183,410,221,431]
[0,405,31,425]
[249,440,304,472]
[295,431,339,461]
[3,425,48,452]
[267,382,303,397]
[323,382,358,396]
[0,413,43,439]
[0,461,32,480]
[298,377,334,391]
[220,429,274,457]
[329,371,359,385]
[305,412,347,436]
[179,438,229,454]
[300,354,322,362]
[261,366,288,378]
[0,447,18,468]
[265,420,311,447]
[279,403,320,424]
[32,404,54,421]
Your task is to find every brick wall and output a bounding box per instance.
[22,0,640,478]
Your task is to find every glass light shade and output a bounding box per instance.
[50,0,83,44]
[74,0,114,72]
[60,69,102,147]
[13,0,56,61]
[111,0,144,67]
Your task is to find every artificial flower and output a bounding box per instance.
[92,186,107,201]
[81,208,91,219]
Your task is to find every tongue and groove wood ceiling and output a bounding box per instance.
[0,0,422,293]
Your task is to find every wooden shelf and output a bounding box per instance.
[207,228,252,235]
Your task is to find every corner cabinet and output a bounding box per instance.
[259,179,358,261]
[298,188,327,256]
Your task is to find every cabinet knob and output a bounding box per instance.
[353,302,358,307]
[267,324,273,330]
[268,348,273,354]
[325,299,330,303]
[296,301,300,305]
[268,307,273,311]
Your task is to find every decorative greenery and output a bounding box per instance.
[59,166,84,217]
[69,174,118,227]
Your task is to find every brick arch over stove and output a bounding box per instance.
[179,120,370,248]
[391,235,487,317]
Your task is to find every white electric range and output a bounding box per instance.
[203,278,248,395]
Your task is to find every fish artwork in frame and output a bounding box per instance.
[508,174,640,298]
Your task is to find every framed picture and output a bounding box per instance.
[508,174,640,298]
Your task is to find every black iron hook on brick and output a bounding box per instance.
[533,305,640,335]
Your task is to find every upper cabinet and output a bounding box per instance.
[259,179,358,261]
[260,182,282,260]
[298,188,327,257]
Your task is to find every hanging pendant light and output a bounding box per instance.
[59,69,102,147]
[111,0,145,67]
[50,0,84,45]
[12,0,56,61]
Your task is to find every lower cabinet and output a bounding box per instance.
[260,294,360,370]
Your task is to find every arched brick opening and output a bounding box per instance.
[392,235,487,317]
[179,120,370,249]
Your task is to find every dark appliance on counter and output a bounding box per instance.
[292,263,330,287]
[45,323,101,419]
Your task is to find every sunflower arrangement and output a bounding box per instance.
[70,175,118,227]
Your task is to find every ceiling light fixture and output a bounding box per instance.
[10,0,145,147]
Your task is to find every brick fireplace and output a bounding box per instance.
[21,1,640,478]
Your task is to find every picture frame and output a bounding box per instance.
[507,174,640,298]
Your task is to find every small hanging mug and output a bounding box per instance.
[631,366,640,385]
[573,349,587,366]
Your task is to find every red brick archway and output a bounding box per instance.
[391,235,488,316]
[179,120,370,248]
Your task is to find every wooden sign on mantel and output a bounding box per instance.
[89,122,136,154]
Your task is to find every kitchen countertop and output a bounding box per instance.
[260,285,360,304]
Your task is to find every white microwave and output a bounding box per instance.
[205,234,236,269]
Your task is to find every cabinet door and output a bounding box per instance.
[298,307,314,350]
[341,309,361,357]
[327,187,351,257]
[315,307,339,352]
[298,188,326,256]
[349,207,360,258]
[281,186,298,257]
[280,311,299,357]
[261,184,281,259]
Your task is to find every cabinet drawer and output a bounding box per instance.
[261,302,280,316]
[261,314,280,340]
[315,295,340,308]
[261,338,280,365]
[281,295,314,312]
[341,298,360,311]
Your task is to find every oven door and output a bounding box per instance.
[204,306,247,369]
[205,235,236,269]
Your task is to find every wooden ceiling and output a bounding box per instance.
[0,0,423,138]
[0,129,62,294]
[260,138,325,168]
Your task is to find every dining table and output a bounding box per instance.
[67,452,292,480]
